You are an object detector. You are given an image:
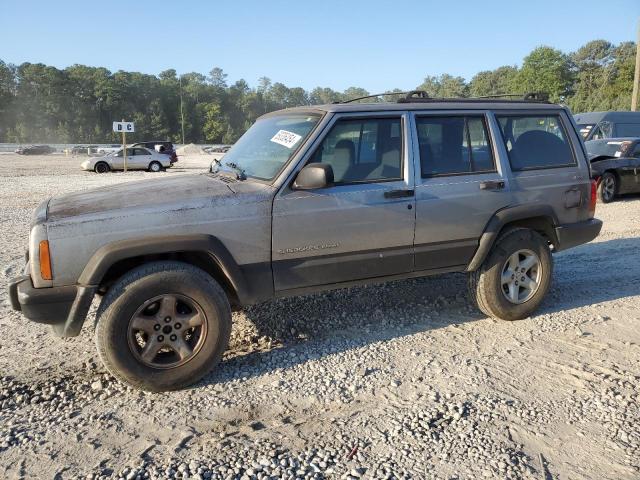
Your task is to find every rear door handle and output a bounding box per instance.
[479,180,505,191]
[384,189,415,198]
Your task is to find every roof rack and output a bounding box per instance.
[338,91,418,104]
[396,90,551,104]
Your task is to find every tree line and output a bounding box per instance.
[0,39,635,144]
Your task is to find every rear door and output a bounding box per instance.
[411,111,512,270]
[494,111,591,225]
[272,113,416,291]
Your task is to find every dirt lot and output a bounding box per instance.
[0,153,639,480]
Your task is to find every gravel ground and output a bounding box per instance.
[0,154,639,480]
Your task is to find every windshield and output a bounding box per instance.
[217,113,321,180]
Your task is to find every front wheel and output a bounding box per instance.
[468,228,553,320]
[94,162,110,174]
[95,261,231,391]
[598,172,617,203]
[148,161,162,172]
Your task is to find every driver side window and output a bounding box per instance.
[309,117,403,184]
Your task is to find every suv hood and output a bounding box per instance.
[46,174,269,222]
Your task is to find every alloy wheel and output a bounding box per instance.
[602,175,615,201]
[501,249,542,304]
[127,294,207,369]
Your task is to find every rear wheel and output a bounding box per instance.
[149,161,162,172]
[94,162,110,174]
[95,261,231,391]
[598,172,617,203]
[469,228,553,320]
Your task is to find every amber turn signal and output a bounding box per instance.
[39,240,52,280]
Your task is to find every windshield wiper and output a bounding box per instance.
[224,162,247,180]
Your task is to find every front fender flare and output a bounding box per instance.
[78,234,251,304]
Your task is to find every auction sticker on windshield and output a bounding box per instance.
[271,130,302,149]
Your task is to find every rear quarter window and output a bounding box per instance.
[496,114,576,171]
[616,123,640,137]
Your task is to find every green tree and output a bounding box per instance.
[202,102,224,142]
[416,74,467,98]
[0,38,636,143]
[517,46,573,102]
[469,66,519,97]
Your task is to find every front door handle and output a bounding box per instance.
[479,180,505,191]
[384,189,415,198]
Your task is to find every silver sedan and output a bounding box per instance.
[80,147,173,173]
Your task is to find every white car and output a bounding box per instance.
[80,147,173,173]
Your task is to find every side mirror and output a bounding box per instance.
[293,163,334,190]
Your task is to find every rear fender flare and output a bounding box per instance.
[466,204,559,271]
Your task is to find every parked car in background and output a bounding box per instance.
[131,141,174,153]
[15,145,55,155]
[574,111,640,140]
[80,147,173,173]
[96,145,121,155]
[10,92,602,391]
[70,145,99,155]
[586,137,640,203]
[131,141,178,164]
[204,145,232,154]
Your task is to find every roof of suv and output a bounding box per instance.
[262,100,566,118]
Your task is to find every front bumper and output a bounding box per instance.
[9,275,96,337]
[554,218,603,252]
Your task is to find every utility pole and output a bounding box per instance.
[179,75,186,145]
[632,18,640,111]
[122,118,127,172]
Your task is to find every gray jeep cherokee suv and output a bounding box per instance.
[9,92,602,391]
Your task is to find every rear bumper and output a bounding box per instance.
[554,218,603,252]
[8,275,95,337]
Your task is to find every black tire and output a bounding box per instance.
[95,162,110,174]
[597,171,617,203]
[148,161,162,172]
[468,228,553,321]
[95,261,231,391]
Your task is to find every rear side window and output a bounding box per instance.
[616,123,640,137]
[496,115,575,171]
[416,116,495,177]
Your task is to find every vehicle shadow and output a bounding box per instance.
[200,236,640,387]
[202,273,480,387]
[539,235,640,313]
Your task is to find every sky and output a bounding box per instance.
[1,0,638,93]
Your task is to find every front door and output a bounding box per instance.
[411,112,512,270]
[130,148,152,168]
[272,114,416,291]
[111,149,125,170]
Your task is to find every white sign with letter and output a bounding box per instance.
[113,121,135,133]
